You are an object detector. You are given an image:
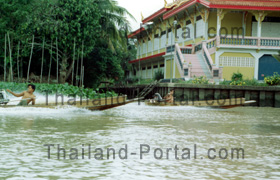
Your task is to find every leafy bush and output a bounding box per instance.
[230,81,246,86]
[264,73,280,86]
[192,76,209,84]
[154,69,164,81]
[229,79,267,86]
[232,72,243,81]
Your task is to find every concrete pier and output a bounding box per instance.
[107,84,280,108]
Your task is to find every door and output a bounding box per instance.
[258,55,280,80]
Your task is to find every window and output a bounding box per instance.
[196,15,202,21]
[219,56,255,67]
[153,65,158,69]
[160,64,165,68]
[147,66,151,69]
[213,70,219,77]
[186,20,191,25]
[161,31,166,36]
[154,34,159,38]
[176,24,181,29]
[142,67,146,70]
[184,69,189,76]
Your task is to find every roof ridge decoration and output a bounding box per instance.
[165,0,192,9]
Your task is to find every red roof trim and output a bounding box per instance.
[209,4,280,11]
[128,27,145,39]
[163,0,197,20]
[198,0,210,7]
[142,8,169,24]
[129,52,166,64]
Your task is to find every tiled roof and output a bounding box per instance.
[206,0,280,7]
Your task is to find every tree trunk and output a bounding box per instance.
[56,37,59,84]
[80,41,84,87]
[27,35,35,83]
[48,40,53,84]
[59,53,68,84]
[4,34,7,82]
[17,41,20,80]
[75,51,80,86]
[40,37,45,83]
[7,32,13,82]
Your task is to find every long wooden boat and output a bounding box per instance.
[0,95,141,111]
[145,98,256,109]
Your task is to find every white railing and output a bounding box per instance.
[180,47,192,54]
[206,37,217,49]
[174,44,185,78]
[218,36,280,49]
[202,41,223,79]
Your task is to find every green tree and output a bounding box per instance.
[26,0,102,83]
[97,0,135,52]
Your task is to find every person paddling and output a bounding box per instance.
[152,89,174,104]
[6,84,36,106]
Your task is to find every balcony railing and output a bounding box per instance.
[194,43,202,52]
[220,37,258,46]
[218,36,280,49]
[206,37,217,49]
[166,45,175,53]
[261,38,280,47]
[180,47,192,54]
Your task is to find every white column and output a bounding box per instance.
[217,13,221,37]
[152,34,154,55]
[257,16,262,38]
[215,50,223,68]
[158,34,160,53]
[147,40,149,56]
[242,12,246,36]
[205,10,209,40]
[253,53,263,80]
[173,58,176,78]
[164,59,167,79]
[194,14,197,41]
[151,62,153,79]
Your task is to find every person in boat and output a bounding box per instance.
[164,89,174,103]
[6,84,36,106]
[152,89,174,103]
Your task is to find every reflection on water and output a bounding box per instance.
[0,102,280,179]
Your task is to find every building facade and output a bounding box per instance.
[128,0,280,82]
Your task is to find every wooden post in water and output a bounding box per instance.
[7,32,13,82]
[4,34,7,82]
[17,41,20,80]
[72,39,76,85]
[56,37,59,84]
[48,40,53,84]
[40,37,45,83]
[27,35,35,83]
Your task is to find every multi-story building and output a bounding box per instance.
[128,0,280,82]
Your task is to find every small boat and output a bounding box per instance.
[0,95,141,111]
[145,98,256,109]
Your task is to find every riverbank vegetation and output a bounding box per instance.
[0,82,117,99]
[0,0,136,88]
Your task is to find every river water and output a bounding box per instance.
[0,102,279,179]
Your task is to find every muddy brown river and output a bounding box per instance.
[0,102,279,179]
